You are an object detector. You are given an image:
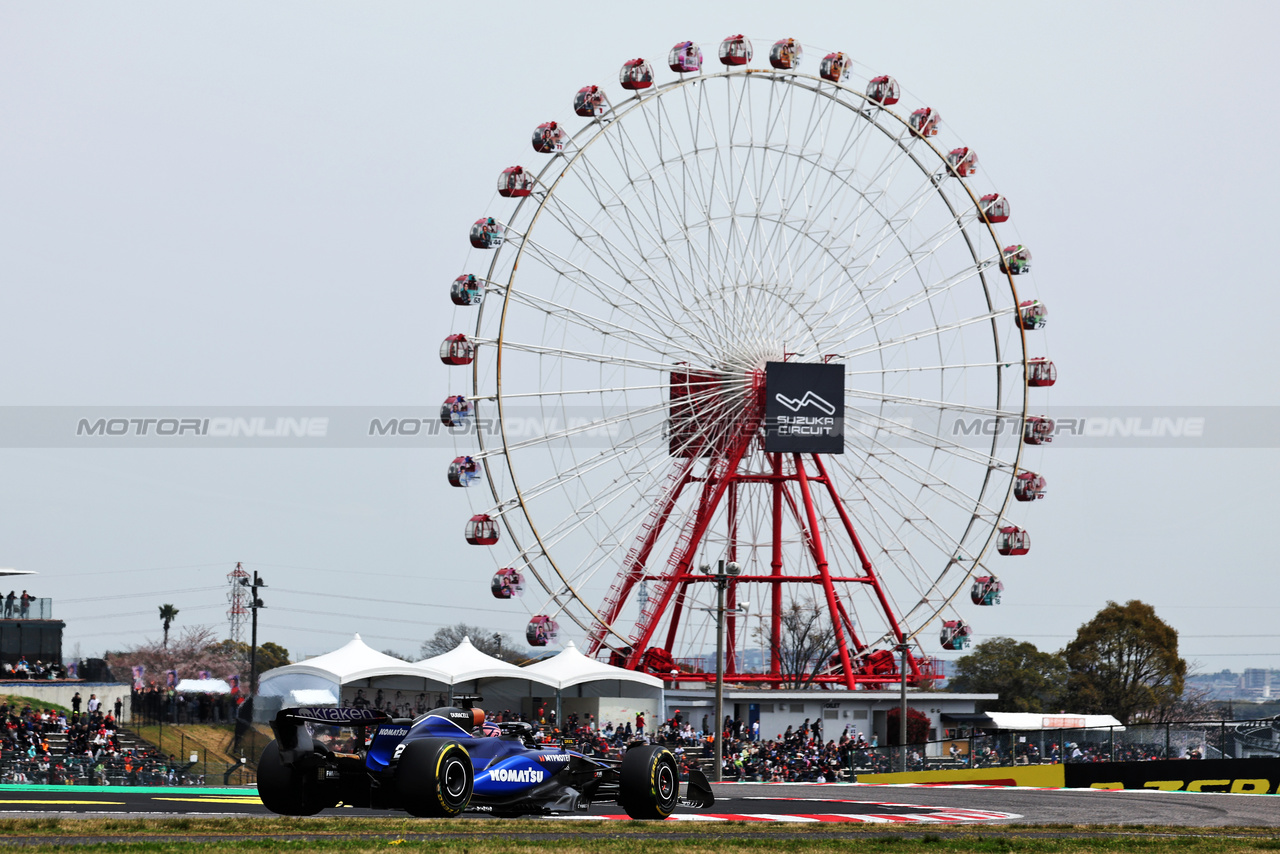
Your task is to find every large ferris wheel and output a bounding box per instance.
[440,35,1055,688]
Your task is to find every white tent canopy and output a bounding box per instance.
[255,635,663,725]
[523,642,663,690]
[256,634,452,721]
[175,678,231,694]
[985,712,1126,732]
[262,633,449,684]
[418,636,556,687]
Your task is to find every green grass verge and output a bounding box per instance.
[0,818,1279,848]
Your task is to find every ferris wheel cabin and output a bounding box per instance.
[769,38,802,69]
[574,85,609,117]
[447,455,481,488]
[619,58,654,90]
[996,526,1030,556]
[909,107,940,137]
[1017,299,1048,330]
[1001,245,1032,275]
[439,334,475,366]
[1014,471,1048,502]
[450,274,484,306]
[465,514,500,546]
[498,166,535,198]
[491,568,524,599]
[978,193,1011,223]
[971,576,1004,606]
[440,394,474,427]
[718,35,752,66]
[947,147,979,177]
[940,620,973,651]
[1027,357,1057,387]
[1023,416,1054,445]
[866,75,900,104]
[469,218,505,249]
[820,52,850,83]
[668,41,703,73]
[526,616,559,646]
[531,122,565,154]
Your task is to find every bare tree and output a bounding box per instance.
[420,623,522,662]
[755,601,842,689]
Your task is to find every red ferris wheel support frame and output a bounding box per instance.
[585,379,938,688]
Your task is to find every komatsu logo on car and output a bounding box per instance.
[489,767,545,784]
[378,726,409,738]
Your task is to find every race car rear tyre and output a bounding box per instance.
[618,744,679,820]
[396,738,473,817]
[257,740,328,816]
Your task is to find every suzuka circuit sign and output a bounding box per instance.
[764,361,845,454]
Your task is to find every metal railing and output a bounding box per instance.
[0,597,53,620]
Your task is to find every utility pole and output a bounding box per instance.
[704,559,741,784]
[241,570,267,695]
[897,642,911,773]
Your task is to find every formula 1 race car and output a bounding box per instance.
[257,704,715,819]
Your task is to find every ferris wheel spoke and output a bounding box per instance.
[838,420,1007,527]
[492,339,688,373]
[499,287,693,357]
[842,406,1017,475]
[589,125,736,322]
[529,193,695,324]
[828,456,980,592]
[512,235,712,355]
[846,388,1020,420]
[845,360,1012,377]
[839,307,1012,361]
[497,398,670,456]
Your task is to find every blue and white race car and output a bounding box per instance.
[258,703,714,819]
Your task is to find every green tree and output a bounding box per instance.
[1062,600,1187,724]
[420,623,521,662]
[158,604,179,648]
[948,637,1067,712]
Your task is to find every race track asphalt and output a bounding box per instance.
[0,781,1275,826]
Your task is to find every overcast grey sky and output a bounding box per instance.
[2,1,1277,674]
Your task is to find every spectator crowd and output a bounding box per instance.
[0,697,185,785]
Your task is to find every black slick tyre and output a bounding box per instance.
[396,738,473,817]
[618,744,679,820]
[257,740,326,816]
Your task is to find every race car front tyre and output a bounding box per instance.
[257,740,328,816]
[396,738,473,817]
[618,744,679,820]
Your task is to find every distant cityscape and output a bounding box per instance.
[1189,669,1277,703]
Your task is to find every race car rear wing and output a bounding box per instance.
[271,706,394,765]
